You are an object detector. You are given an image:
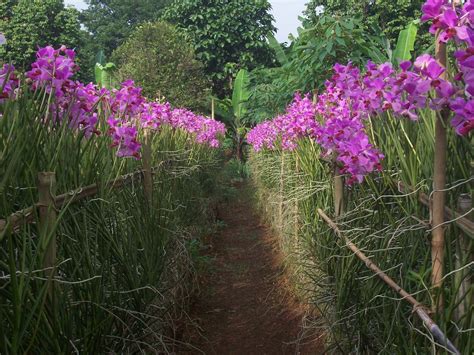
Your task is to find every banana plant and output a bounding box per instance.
[94,50,118,89]
[95,62,118,89]
[267,34,288,66]
[213,69,250,160]
[392,20,419,64]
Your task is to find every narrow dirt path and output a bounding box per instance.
[181,183,324,354]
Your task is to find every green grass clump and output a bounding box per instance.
[0,89,223,353]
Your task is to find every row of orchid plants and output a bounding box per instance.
[0,46,226,159]
[247,0,473,184]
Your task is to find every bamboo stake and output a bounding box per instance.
[279,152,285,233]
[334,166,344,218]
[431,30,449,311]
[38,172,57,298]
[211,97,215,119]
[294,156,300,247]
[142,130,153,204]
[317,208,460,355]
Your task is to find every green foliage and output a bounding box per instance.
[393,20,419,64]
[0,83,222,353]
[78,0,172,82]
[162,0,276,96]
[0,0,83,70]
[112,22,210,110]
[303,0,431,53]
[80,0,171,57]
[246,15,389,123]
[224,158,250,180]
[232,69,250,121]
[94,62,118,89]
[249,108,473,352]
[267,35,288,66]
[214,69,251,160]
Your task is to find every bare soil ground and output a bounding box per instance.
[179,183,324,354]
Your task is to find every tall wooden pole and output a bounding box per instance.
[279,153,285,233]
[431,31,448,311]
[211,98,215,119]
[334,166,344,218]
[294,156,300,247]
[38,172,57,298]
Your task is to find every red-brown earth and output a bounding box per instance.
[178,183,324,354]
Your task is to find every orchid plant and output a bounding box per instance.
[0,45,226,159]
[247,0,473,184]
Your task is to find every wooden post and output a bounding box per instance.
[431,31,448,311]
[294,156,299,245]
[142,130,153,204]
[294,154,300,236]
[279,152,285,233]
[38,172,57,297]
[334,166,344,218]
[211,98,215,119]
[454,194,472,324]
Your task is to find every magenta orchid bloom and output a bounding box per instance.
[3,45,226,158]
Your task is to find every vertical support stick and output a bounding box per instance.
[38,172,57,297]
[211,97,215,119]
[279,152,285,233]
[334,166,344,218]
[143,130,153,204]
[294,156,300,247]
[431,34,448,311]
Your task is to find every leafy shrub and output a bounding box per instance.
[246,15,389,123]
[0,0,83,70]
[112,22,211,111]
[162,0,276,96]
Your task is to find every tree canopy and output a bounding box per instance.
[0,0,83,70]
[303,0,429,50]
[162,0,276,97]
[80,0,171,57]
[112,22,211,111]
[246,14,389,123]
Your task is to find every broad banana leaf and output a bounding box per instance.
[95,62,117,89]
[95,50,106,66]
[393,20,418,64]
[268,35,288,65]
[232,69,250,120]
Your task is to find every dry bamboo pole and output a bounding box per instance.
[279,152,285,233]
[334,166,344,218]
[294,156,299,244]
[0,162,176,236]
[211,97,215,119]
[292,155,300,254]
[431,28,449,311]
[317,208,461,355]
[0,206,35,235]
[142,130,153,204]
[55,169,146,208]
[38,172,57,298]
